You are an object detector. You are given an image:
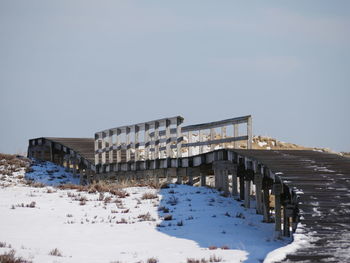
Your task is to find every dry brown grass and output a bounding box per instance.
[147,258,158,263]
[187,258,208,263]
[163,214,172,221]
[48,248,62,257]
[137,212,155,222]
[0,249,32,263]
[209,255,222,262]
[141,192,158,200]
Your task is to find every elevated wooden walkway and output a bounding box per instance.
[233,150,350,262]
[27,115,350,262]
[27,137,95,178]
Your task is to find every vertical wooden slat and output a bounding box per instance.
[134,125,139,162]
[126,127,131,162]
[247,116,253,149]
[188,131,193,156]
[165,120,171,158]
[108,130,113,164]
[231,165,238,196]
[221,126,226,148]
[101,133,106,165]
[210,128,215,151]
[233,124,239,148]
[145,124,150,160]
[176,118,182,159]
[199,130,203,154]
[154,121,159,159]
[273,183,282,238]
[116,129,121,163]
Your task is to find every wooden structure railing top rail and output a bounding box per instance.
[94,115,252,170]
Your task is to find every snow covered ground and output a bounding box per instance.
[0,159,294,263]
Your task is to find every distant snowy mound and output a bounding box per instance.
[25,159,80,186]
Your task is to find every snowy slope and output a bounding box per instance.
[0,158,294,263]
[25,159,80,185]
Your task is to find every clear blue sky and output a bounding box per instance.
[1,1,349,154]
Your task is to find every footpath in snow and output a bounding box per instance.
[0,157,293,263]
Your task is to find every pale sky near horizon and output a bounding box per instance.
[1,1,349,154]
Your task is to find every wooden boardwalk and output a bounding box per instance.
[233,150,350,262]
[27,115,350,262]
[27,137,95,180]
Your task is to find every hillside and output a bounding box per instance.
[0,155,298,263]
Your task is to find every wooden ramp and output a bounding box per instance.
[233,150,350,263]
[27,137,95,178]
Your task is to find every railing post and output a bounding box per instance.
[210,128,215,151]
[145,124,150,161]
[154,121,159,159]
[165,119,171,158]
[116,129,121,163]
[94,133,100,165]
[188,131,193,157]
[176,118,182,159]
[126,127,131,162]
[199,130,203,154]
[108,130,113,164]
[221,126,226,148]
[273,183,283,238]
[101,132,106,164]
[247,116,253,149]
[233,124,239,148]
[134,125,139,162]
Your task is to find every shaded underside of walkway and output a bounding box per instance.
[45,137,95,164]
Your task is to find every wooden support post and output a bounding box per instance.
[239,174,245,200]
[200,172,206,186]
[244,179,251,208]
[231,166,238,197]
[155,170,160,185]
[187,168,193,186]
[283,205,290,237]
[72,158,77,176]
[50,142,54,162]
[223,169,229,194]
[254,171,263,214]
[273,183,282,238]
[262,179,271,223]
[176,168,184,184]
[213,168,221,190]
[166,168,175,183]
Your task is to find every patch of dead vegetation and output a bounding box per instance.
[0,249,32,263]
[49,248,62,257]
[141,192,158,200]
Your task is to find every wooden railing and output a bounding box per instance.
[94,115,252,166]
